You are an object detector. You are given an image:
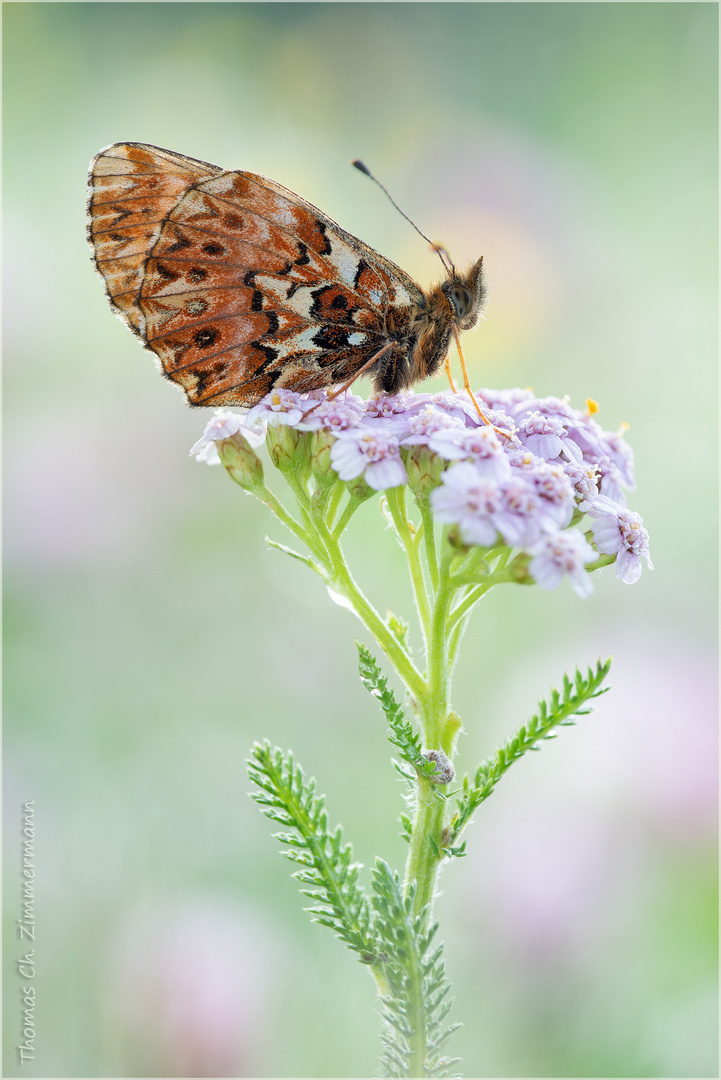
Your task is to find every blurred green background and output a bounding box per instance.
[3,3,717,1077]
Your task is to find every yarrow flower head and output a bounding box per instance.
[587,495,653,584]
[398,406,465,446]
[189,410,264,465]
[294,392,366,433]
[516,411,583,463]
[330,426,407,491]
[430,462,505,547]
[528,530,597,598]
[245,388,308,430]
[428,426,511,481]
[192,386,651,595]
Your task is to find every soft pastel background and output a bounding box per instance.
[3,3,718,1077]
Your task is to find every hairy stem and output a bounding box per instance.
[447,582,491,632]
[331,492,362,539]
[255,484,328,564]
[315,513,428,704]
[404,778,446,924]
[415,494,440,593]
[386,486,431,648]
[402,538,461,926]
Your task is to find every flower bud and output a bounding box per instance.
[218,434,264,492]
[265,424,311,475]
[404,444,444,497]
[420,748,455,785]
[310,429,339,488]
[343,475,376,503]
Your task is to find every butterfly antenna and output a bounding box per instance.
[351,159,454,276]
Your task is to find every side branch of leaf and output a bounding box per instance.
[356,641,424,770]
[265,535,326,576]
[447,658,612,850]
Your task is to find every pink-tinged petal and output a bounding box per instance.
[330,440,366,481]
[616,548,643,584]
[589,493,623,515]
[330,426,405,489]
[245,389,306,430]
[190,410,264,461]
[591,520,623,554]
[529,559,564,590]
[192,442,221,466]
[294,397,364,433]
[569,569,595,598]
[528,531,596,595]
[560,437,583,463]
[494,511,536,547]
[526,432,563,459]
[460,517,499,546]
[365,458,407,490]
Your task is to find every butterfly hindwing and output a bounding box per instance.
[87,143,222,338]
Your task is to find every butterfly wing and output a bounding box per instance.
[87,143,222,338]
[88,143,425,406]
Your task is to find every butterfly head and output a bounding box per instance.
[441,257,486,331]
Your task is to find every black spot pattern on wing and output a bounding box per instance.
[165,233,193,254]
[193,327,219,350]
[155,263,181,283]
[312,325,362,352]
[310,284,362,324]
[295,242,310,267]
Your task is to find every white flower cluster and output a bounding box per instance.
[191,387,652,595]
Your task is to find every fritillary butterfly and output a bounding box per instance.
[87,142,487,408]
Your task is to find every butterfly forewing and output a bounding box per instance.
[88,143,446,406]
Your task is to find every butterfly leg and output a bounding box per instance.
[443,354,458,393]
[299,343,395,421]
[328,342,395,401]
[451,325,511,439]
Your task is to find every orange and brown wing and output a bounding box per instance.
[88,143,424,406]
[87,142,222,337]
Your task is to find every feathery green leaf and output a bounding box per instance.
[447,658,612,850]
[356,641,424,769]
[247,741,380,964]
[372,859,460,1078]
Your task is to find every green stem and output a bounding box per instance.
[324,480,345,530]
[415,495,439,592]
[331,494,362,540]
[314,513,428,704]
[585,551,617,572]
[447,605,474,673]
[425,546,457,744]
[254,485,319,553]
[404,777,446,923]
[386,486,431,645]
[444,552,511,669]
[403,537,459,925]
[280,472,330,560]
[447,582,491,631]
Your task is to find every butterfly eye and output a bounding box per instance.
[445,284,474,319]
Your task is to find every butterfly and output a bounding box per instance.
[87,142,487,409]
